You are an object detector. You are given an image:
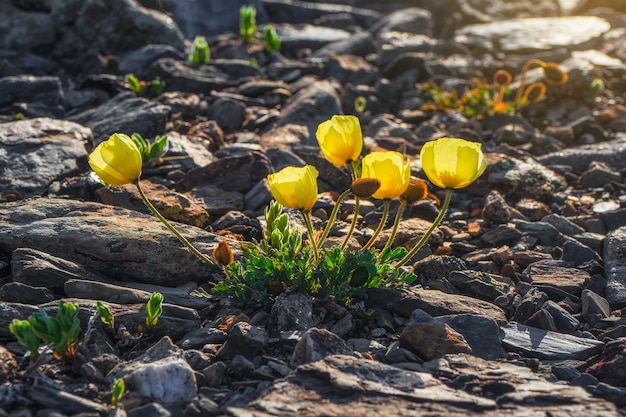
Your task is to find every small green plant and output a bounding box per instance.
[421,59,567,118]
[25,300,80,361]
[591,78,605,97]
[189,36,210,64]
[111,378,125,407]
[145,292,163,327]
[212,200,415,304]
[96,301,114,329]
[9,320,40,361]
[131,133,168,165]
[262,25,281,53]
[240,5,257,44]
[125,74,166,97]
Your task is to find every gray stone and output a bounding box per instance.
[0,75,63,117]
[64,279,152,304]
[604,226,626,308]
[277,24,352,52]
[456,16,610,54]
[268,293,318,337]
[561,239,602,266]
[216,322,266,360]
[540,300,580,334]
[0,0,184,59]
[313,31,376,59]
[513,287,548,323]
[185,151,273,194]
[231,354,617,416]
[580,162,622,188]
[0,282,54,304]
[70,92,170,143]
[189,185,244,216]
[291,328,355,367]
[369,7,432,36]
[435,314,506,360]
[523,260,589,296]
[542,213,586,237]
[126,356,197,404]
[448,270,514,301]
[177,328,228,350]
[11,247,113,291]
[501,322,604,360]
[366,287,507,324]
[539,134,626,173]
[482,190,512,224]
[513,219,565,247]
[207,97,247,132]
[278,80,342,145]
[0,198,227,286]
[582,289,611,323]
[486,153,568,200]
[0,118,91,198]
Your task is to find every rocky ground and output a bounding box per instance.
[2,0,626,416]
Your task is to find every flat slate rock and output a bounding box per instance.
[0,197,230,286]
[604,226,626,308]
[226,354,618,417]
[501,321,604,360]
[0,118,91,198]
[456,16,611,53]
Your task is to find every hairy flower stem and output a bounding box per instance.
[317,189,351,249]
[302,210,319,263]
[341,197,360,251]
[363,199,390,250]
[135,181,214,265]
[395,189,452,267]
[514,58,544,107]
[381,200,407,254]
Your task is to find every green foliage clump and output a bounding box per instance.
[10,300,81,362]
[213,201,415,305]
[145,292,163,327]
[189,36,210,64]
[111,378,125,407]
[96,301,114,329]
[131,133,168,166]
[240,5,257,44]
[262,25,281,53]
[125,74,165,97]
[9,320,40,361]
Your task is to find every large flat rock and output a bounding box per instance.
[0,198,229,286]
[456,16,610,54]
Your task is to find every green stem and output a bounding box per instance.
[381,200,407,253]
[317,189,351,250]
[363,199,390,250]
[340,196,360,251]
[395,189,452,268]
[135,181,214,265]
[302,210,319,263]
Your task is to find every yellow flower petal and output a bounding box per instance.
[316,115,363,166]
[267,165,319,211]
[88,133,142,186]
[361,151,411,200]
[420,137,487,189]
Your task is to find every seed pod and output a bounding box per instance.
[213,240,234,266]
[400,179,428,204]
[350,178,380,198]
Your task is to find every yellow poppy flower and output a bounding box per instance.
[361,151,411,200]
[420,137,487,189]
[267,165,319,211]
[316,115,363,166]
[88,133,142,186]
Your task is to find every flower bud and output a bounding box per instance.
[541,62,568,85]
[350,178,380,199]
[400,179,428,204]
[213,240,234,266]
